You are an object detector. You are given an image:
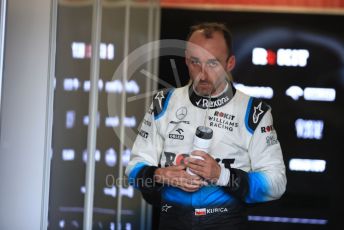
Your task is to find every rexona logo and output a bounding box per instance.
[196,97,229,108]
[252,48,309,67]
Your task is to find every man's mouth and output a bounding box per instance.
[197,81,211,86]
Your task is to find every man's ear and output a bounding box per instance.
[226,55,236,72]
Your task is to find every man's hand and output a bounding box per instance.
[186,151,221,183]
[154,165,204,192]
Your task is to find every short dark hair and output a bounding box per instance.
[186,22,233,57]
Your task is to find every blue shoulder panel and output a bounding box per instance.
[245,97,270,134]
[245,97,254,134]
[153,88,174,120]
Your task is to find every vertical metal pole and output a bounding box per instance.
[141,1,154,229]
[152,0,161,90]
[83,0,102,230]
[140,0,154,230]
[0,0,7,138]
[40,0,58,229]
[146,1,160,230]
[117,0,131,229]
[146,1,154,110]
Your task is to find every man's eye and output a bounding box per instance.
[191,59,200,65]
[207,61,219,68]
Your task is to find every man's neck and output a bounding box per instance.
[188,81,235,109]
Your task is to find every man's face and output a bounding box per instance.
[185,30,235,96]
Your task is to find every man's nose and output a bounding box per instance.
[199,64,207,80]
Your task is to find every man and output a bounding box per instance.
[125,22,286,229]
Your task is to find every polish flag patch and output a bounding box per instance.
[195,208,206,216]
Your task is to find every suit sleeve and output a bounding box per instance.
[223,100,286,203]
[245,109,287,203]
[124,104,164,205]
[125,88,174,205]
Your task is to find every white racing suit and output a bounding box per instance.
[125,83,286,230]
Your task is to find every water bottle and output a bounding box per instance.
[187,126,213,175]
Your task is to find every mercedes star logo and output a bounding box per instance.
[176,107,187,120]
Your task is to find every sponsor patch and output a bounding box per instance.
[196,97,230,109]
[169,128,184,140]
[161,204,172,212]
[261,125,274,133]
[208,112,238,132]
[163,152,188,167]
[176,107,187,120]
[153,88,174,119]
[139,130,148,138]
[169,134,184,140]
[214,111,235,120]
[189,84,234,109]
[246,98,270,134]
[154,91,165,109]
[170,120,190,124]
[253,102,264,124]
[143,119,151,127]
[195,208,206,216]
[194,207,229,216]
[266,135,278,146]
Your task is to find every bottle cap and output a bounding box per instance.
[195,126,213,140]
